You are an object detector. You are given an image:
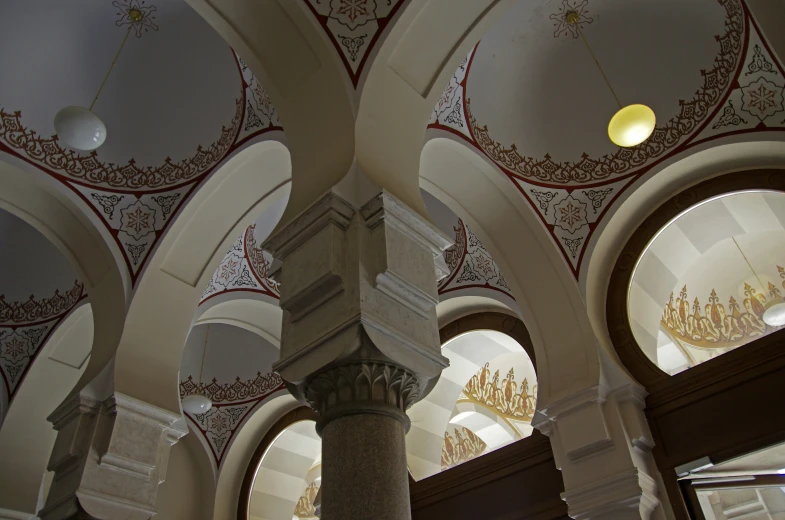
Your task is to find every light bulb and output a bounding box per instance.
[762,301,785,327]
[54,106,107,152]
[182,393,212,415]
[608,104,656,148]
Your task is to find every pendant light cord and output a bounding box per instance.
[570,15,623,110]
[197,325,210,390]
[89,23,134,111]
[732,236,768,293]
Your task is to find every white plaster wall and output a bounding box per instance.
[157,431,215,520]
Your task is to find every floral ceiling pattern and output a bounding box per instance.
[428,0,785,278]
[0,281,86,424]
[200,224,281,304]
[179,371,285,468]
[302,0,405,88]
[438,219,515,301]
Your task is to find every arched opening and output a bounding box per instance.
[0,207,93,516]
[407,313,538,480]
[628,190,785,375]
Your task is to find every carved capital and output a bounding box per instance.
[304,361,421,433]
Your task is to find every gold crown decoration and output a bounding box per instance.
[441,426,487,470]
[661,274,785,349]
[294,482,319,519]
[461,363,537,422]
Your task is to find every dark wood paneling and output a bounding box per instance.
[411,432,568,520]
[647,329,785,470]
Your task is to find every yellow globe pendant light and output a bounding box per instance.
[566,12,656,148]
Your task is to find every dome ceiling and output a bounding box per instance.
[428,0,785,277]
[0,0,283,284]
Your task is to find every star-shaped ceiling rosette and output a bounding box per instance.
[303,0,405,88]
[0,1,284,286]
[427,0,785,279]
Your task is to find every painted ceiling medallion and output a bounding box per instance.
[550,0,593,38]
[329,0,377,30]
[113,0,158,37]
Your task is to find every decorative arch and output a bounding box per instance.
[420,137,600,407]
[113,141,291,413]
[0,158,126,407]
[407,311,538,480]
[237,406,319,520]
[606,168,785,388]
[0,303,93,516]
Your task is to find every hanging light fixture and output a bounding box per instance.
[182,324,213,415]
[732,237,785,327]
[566,11,656,148]
[53,8,143,151]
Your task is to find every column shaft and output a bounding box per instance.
[321,414,411,520]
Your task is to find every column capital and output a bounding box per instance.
[264,189,451,431]
[304,359,420,433]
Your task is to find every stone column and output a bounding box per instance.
[264,191,451,520]
[38,391,187,520]
[534,381,664,520]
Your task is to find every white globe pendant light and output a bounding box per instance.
[732,237,785,328]
[182,324,213,415]
[566,11,656,148]
[182,393,213,415]
[54,106,107,152]
[54,8,141,152]
[763,300,785,327]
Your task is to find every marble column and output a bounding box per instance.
[264,190,451,520]
[38,389,187,520]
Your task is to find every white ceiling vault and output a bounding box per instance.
[428,0,785,278]
[0,0,283,286]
